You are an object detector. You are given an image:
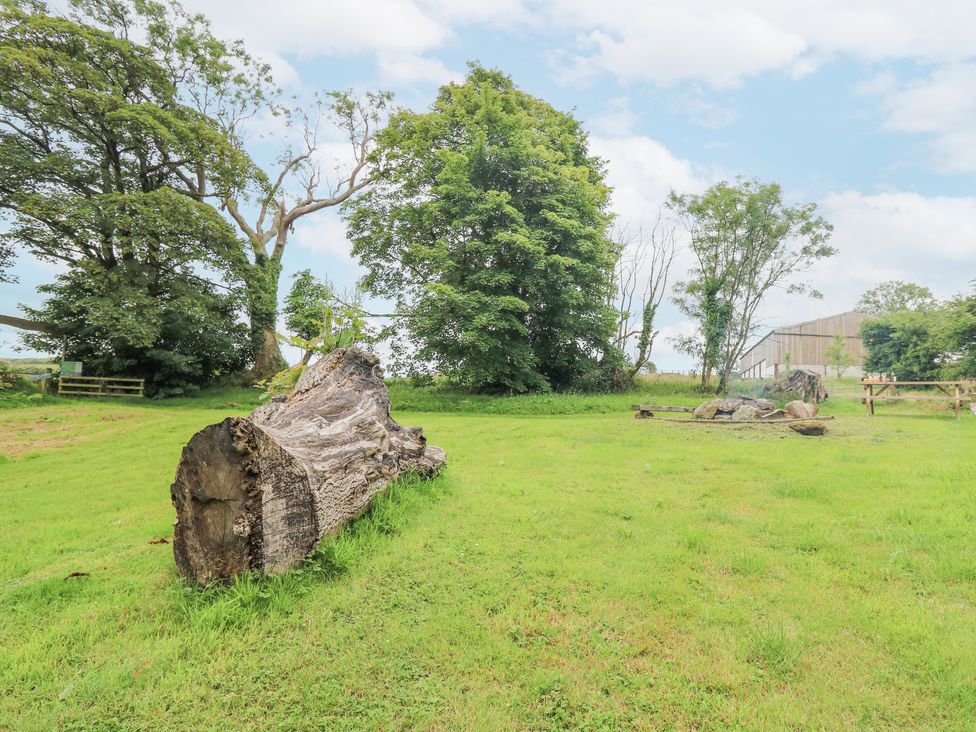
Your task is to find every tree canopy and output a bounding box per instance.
[2,0,390,384]
[0,1,254,392]
[857,280,937,315]
[861,285,976,381]
[824,333,856,378]
[861,310,946,381]
[344,65,620,392]
[669,179,835,392]
[942,289,976,378]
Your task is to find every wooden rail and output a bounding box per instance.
[59,375,145,398]
[631,404,694,418]
[862,380,975,419]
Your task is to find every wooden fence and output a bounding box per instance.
[58,375,145,398]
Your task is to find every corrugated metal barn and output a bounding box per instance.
[739,310,868,379]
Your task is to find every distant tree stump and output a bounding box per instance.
[170,348,446,585]
[765,369,826,403]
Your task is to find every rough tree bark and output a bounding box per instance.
[764,368,826,404]
[170,347,446,585]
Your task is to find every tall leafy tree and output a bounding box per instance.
[824,333,856,377]
[21,263,249,396]
[283,270,331,343]
[669,179,835,392]
[0,1,251,392]
[857,280,937,315]
[3,0,389,380]
[861,310,946,381]
[344,65,619,393]
[282,268,331,365]
[941,288,976,378]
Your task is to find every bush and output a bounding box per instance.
[21,266,249,397]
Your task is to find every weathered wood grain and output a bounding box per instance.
[171,348,446,585]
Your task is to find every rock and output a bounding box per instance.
[789,421,826,436]
[784,400,818,419]
[754,398,776,412]
[693,400,722,419]
[731,405,761,421]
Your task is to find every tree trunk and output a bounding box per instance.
[0,313,55,333]
[170,347,447,585]
[246,256,287,382]
[251,327,287,380]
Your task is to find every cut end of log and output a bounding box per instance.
[171,348,446,585]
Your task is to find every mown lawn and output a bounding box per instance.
[1,391,975,730]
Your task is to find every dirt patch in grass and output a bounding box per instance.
[0,408,136,457]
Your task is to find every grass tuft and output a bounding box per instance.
[746,623,802,679]
[167,473,453,632]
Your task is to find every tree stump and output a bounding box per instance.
[170,348,446,585]
[766,369,826,403]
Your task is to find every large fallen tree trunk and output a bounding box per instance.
[170,348,446,585]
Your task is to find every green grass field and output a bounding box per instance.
[2,386,975,730]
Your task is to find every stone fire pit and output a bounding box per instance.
[692,396,818,422]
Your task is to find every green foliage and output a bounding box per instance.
[0,237,12,283]
[22,262,249,396]
[669,179,835,392]
[941,290,976,378]
[255,363,305,399]
[861,310,947,380]
[283,269,332,342]
[281,270,372,364]
[0,2,257,393]
[344,64,618,393]
[824,334,856,378]
[0,4,254,263]
[862,287,976,380]
[0,360,20,390]
[857,280,938,315]
[385,373,703,414]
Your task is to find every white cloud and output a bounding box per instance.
[292,213,356,261]
[186,0,450,60]
[423,0,531,27]
[588,134,711,223]
[869,64,976,173]
[588,97,638,137]
[180,0,524,90]
[821,190,976,273]
[376,54,463,87]
[545,0,976,88]
[555,6,805,88]
[755,190,976,329]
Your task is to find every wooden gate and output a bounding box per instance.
[58,375,145,397]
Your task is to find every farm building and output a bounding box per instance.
[739,310,868,379]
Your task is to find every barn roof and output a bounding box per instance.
[740,310,863,360]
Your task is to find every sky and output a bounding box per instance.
[2,0,975,369]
